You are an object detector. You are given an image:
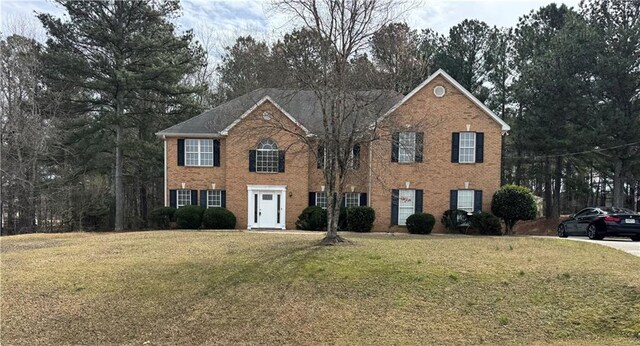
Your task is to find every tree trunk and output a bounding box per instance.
[552,157,563,218]
[612,158,624,207]
[544,157,552,218]
[114,124,124,231]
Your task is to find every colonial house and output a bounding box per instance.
[156,69,510,232]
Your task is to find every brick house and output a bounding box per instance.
[156,69,510,232]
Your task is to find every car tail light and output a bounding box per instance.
[604,216,620,222]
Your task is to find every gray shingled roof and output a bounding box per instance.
[156,88,404,136]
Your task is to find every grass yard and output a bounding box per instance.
[1,231,640,345]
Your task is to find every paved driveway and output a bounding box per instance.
[559,237,640,257]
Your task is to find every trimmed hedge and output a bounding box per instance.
[296,206,327,231]
[175,205,204,229]
[406,213,436,234]
[469,212,502,235]
[491,184,537,234]
[346,206,375,232]
[149,207,176,229]
[202,207,236,229]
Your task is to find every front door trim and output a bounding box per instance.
[247,185,287,230]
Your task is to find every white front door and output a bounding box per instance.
[258,192,279,228]
[247,185,286,229]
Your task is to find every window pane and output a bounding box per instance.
[457,190,474,212]
[344,193,360,207]
[458,132,476,163]
[398,189,415,225]
[177,190,191,208]
[207,190,221,207]
[316,192,327,209]
[398,132,416,163]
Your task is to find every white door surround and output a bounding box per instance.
[247,185,286,229]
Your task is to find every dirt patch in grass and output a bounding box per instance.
[2,231,640,345]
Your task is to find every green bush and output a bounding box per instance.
[406,213,436,234]
[149,207,176,229]
[338,207,348,231]
[296,206,327,231]
[202,207,236,229]
[441,209,471,234]
[175,205,204,229]
[469,212,502,235]
[491,185,537,235]
[346,206,375,232]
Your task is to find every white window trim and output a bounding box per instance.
[398,189,416,226]
[256,139,279,173]
[458,132,476,163]
[316,192,327,209]
[207,190,222,208]
[457,190,474,212]
[177,189,191,208]
[343,192,361,208]
[185,139,214,167]
[398,132,416,163]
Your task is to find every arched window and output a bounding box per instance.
[256,139,279,172]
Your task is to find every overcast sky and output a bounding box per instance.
[1,0,581,58]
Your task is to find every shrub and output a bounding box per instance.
[338,207,348,231]
[491,185,537,235]
[296,206,327,231]
[406,213,436,234]
[346,206,375,232]
[149,207,176,229]
[469,212,502,235]
[202,207,236,229]
[175,205,204,229]
[441,209,471,233]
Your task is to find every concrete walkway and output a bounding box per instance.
[552,236,640,257]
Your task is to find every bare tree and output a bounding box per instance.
[270,0,406,244]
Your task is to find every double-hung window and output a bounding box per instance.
[457,190,474,212]
[177,190,192,208]
[344,193,360,207]
[207,190,222,208]
[398,189,415,225]
[398,132,416,163]
[185,139,214,166]
[256,139,279,173]
[316,192,327,209]
[459,132,476,163]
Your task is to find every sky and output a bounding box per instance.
[1,0,581,58]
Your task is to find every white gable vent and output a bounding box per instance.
[433,85,446,97]
[262,111,272,120]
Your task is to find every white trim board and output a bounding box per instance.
[375,69,511,134]
[246,185,287,230]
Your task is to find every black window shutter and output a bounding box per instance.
[475,133,484,163]
[308,192,316,206]
[177,139,185,166]
[450,190,458,210]
[213,140,220,166]
[191,190,198,206]
[278,150,285,172]
[474,190,483,212]
[353,144,361,170]
[249,150,256,172]
[221,190,226,208]
[200,190,207,208]
[341,194,346,208]
[359,192,367,206]
[451,133,460,163]
[391,189,399,225]
[415,132,424,162]
[415,189,423,213]
[391,132,399,162]
[317,145,324,169]
[169,190,177,208]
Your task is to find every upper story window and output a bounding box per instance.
[457,190,474,212]
[459,132,476,163]
[398,132,416,163]
[256,139,279,173]
[185,139,214,166]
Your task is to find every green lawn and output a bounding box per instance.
[1,231,639,345]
